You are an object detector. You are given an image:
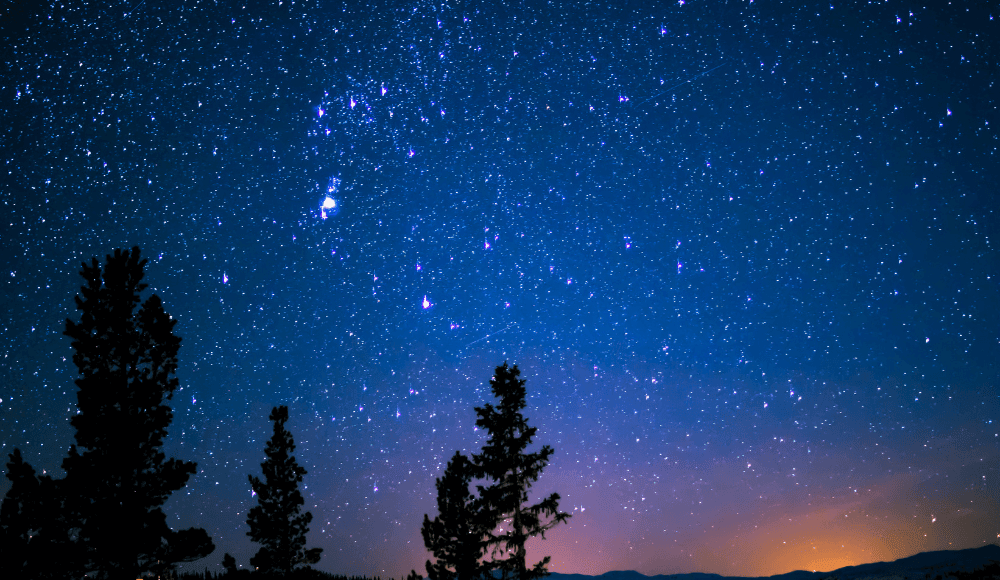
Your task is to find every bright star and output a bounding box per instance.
[320,196,338,219]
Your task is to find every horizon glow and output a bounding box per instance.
[1,1,997,578]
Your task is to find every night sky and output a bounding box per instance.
[2,0,999,577]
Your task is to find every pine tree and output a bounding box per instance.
[0,449,43,579]
[247,405,322,576]
[472,362,570,580]
[61,247,214,579]
[0,453,82,580]
[222,553,238,575]
[422,451,486,580]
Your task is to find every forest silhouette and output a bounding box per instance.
[0,248,568,580]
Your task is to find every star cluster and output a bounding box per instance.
[1,0,998,577]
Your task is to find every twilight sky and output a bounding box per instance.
[2,0,999,577]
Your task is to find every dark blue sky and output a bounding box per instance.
[2,0,998,577]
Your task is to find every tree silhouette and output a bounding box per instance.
[1,450,82,580]
[223,553,239,575]
[472,362,570,580]
[0,449,44,579]
[422,451,486,580]
[60,246,214,578]
[248,405,322,575]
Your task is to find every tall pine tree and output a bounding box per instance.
[61,247,214,579]
[422,451,486,580]
[473,362,569,580]
[247,405,322,575]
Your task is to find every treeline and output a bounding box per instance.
[953,562,1000,580]
[1,247,569,580]
[176,572,396,580]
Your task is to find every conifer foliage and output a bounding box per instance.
[61,246,214,578]
[248,405,323,575]
[422,362,569,580]
[421,451,485,580]
[473,362,570,580]
[0,449,44,578]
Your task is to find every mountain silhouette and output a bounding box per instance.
[548,545,1000,580]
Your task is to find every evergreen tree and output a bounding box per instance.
[0,449,43,579]
[247,405,322,575]
[0,458,82,580]
[422,451,486,580]
[472,363,569,580]
[61,246,214,579]
[222,553,238,575]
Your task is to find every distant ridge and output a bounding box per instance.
[548,545,1000,580]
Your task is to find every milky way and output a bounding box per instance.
[2,1,998,577]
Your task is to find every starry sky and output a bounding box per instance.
[2,0,999,577]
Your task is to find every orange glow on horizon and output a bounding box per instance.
[532,476,989,579]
